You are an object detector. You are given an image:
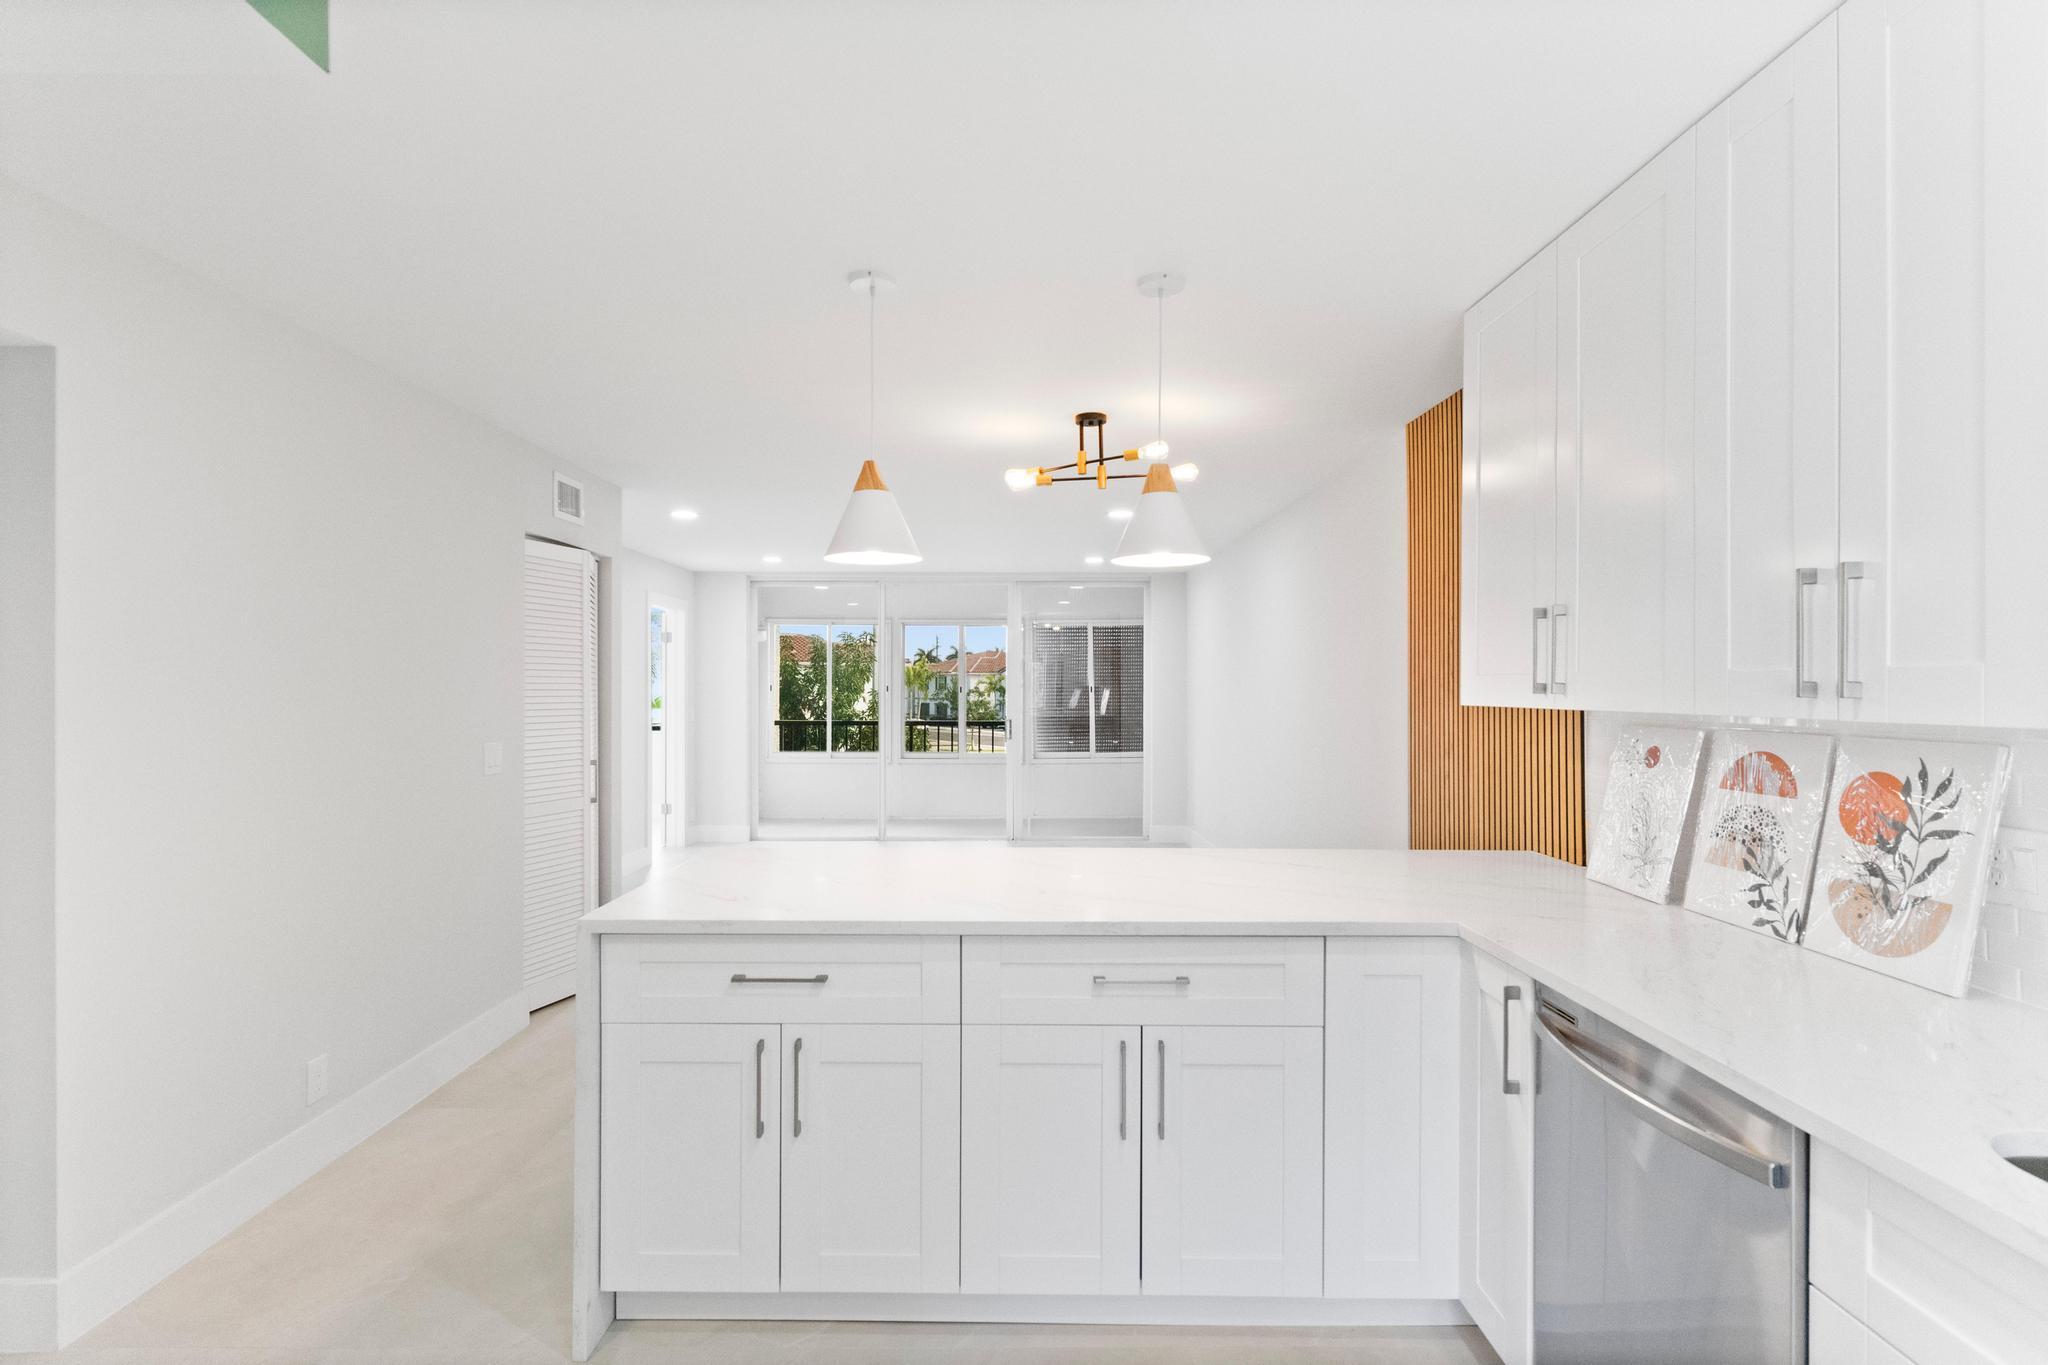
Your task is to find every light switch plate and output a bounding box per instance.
[483,741,504,775]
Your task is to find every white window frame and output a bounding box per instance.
[897,619,1008,762]
[1024,617,1145,764]
[764,617,881,764]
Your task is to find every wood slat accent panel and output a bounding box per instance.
[1406,392,1585,864]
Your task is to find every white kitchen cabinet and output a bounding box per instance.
[779,1024,960,1294]
[1555,132,1697,714]
[1838,0,2048,730]
[1693,16,1842,719]
[599,1023,780,1293]
[1141,1025,1323,1298]
[1461,247,1562,709]
[1460,948,1533,1365]
[1322,938,1460,1299]
[960,1025,1140,1296]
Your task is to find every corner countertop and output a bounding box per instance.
[583,842,2048,1270]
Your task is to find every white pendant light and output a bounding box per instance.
[825,270,921,566]
[1113,273,1208,567]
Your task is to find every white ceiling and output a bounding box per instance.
[0,0,1835,572]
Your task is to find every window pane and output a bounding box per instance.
[962,624,1007,754]
[1091,624,1145,753]
[776,625,827,752]
[829,623,877,752]
[1030,623,1092,756]
[902,624,960,753]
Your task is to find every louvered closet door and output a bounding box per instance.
[523,539,598,1007]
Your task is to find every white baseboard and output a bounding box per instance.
[522,969,576,1013]
[45,994,528,1349]
[0,1278,57,1353]
[1182,826,1216,848]
[687,824,749,844]
[616,1292,1472,1328]
[1149,824,1194,846]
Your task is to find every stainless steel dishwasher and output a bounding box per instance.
[1533,989,1806,1364]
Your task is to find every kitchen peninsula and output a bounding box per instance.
[571,843,2048,1363]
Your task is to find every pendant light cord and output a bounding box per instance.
[868,270,877,459]
[1155,287,1164,444]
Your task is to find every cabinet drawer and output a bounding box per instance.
[600,935,959,1023]
[962,937,1321,1026]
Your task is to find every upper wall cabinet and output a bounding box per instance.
[1694,17,1841,718]
[1838,0,2048,729]
[1555,134,1697,714]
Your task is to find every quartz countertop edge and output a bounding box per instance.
[583,843,2048,1271]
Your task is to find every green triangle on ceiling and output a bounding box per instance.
[247,0,329,72]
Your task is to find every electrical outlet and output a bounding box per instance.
[482,741,504,775]
[306,1054,329,1106]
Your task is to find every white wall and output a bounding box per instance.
[1184,441,1409,848]
[689,572,752,841]
[0,344,58,1337]
[0,172,627,1343]
[611,549,694,882]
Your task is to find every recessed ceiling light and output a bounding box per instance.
[1058,600,1071,605]
[847,601,859,607]
[1084,555,1104,565]
[1069,585,1084,590]
[814,584,830,591]
[762,555,782,564]
[670,508,699,521]
[1108,508,1134,521]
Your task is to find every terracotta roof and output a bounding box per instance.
[931,648,1006,676]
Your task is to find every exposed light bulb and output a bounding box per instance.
[1171,463,1199,482]
[1108,508,1134,521]
[1138,440,1170,461]
[1084,555,1104,565]
[670,508,700,521]
[762,555,782,564]
[1003,468,1035,491]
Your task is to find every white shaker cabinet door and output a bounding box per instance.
[1555,132,1697,714]
[1460,949,1533,1365]
[960,1025,1141,1296]
[1140,1026,1323,1298]
[599,1023,780,1293]
[1839,0,2048,728]
[1694,16,1842,719]
[1462,247,1562,709]
[779,1024,960,1294]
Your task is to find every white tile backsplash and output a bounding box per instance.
[1586,713,2048,1011]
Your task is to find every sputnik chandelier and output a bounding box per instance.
[1002,272,1209,568]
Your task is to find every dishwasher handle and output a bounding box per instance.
[1538,1011,1789,1190]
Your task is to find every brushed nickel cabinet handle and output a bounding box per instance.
[1547,606,1569,697]
[1118,1039,1128,1141]
[791,1036,803,1138]
[1156,1038,1167,1141]
[1502,985,1523,1096]
[1531,606,1552,695]
[730,973,829,985]
[753,1038,765,1139]
[1837,561,1866,700]
[1795,568,1821,699]
[1091,975,1191,987]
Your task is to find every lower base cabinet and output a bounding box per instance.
[1460,947,1534,1365]
[600,1020,959,1295]
[961,1023,1323,1297]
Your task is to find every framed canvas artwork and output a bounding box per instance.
[1588,727,1706,903]
[1800,737,2012,996]
[1681,731,1836,942]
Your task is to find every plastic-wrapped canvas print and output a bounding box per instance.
[1682,731,1836,942]
[1800,737,2011,996]
[1588,728,1706,903]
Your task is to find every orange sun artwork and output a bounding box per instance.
[1836,771,1910,845]
[1643,745,1662,769]
[1719,751,1798,799]
[1827,768,1950,957]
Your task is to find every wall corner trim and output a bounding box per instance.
[46,995,530,1348]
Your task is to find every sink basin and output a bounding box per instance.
[1993,1133,2048,1184]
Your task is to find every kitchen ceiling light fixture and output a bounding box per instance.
[1112,272,1208,568]
[825,270,922,566]
[670,507,700,521]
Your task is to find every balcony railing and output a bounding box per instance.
[775,719,1005,753]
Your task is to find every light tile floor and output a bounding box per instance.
[24,1002,1500,1364]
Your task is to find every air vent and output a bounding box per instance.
[553,472,585,525]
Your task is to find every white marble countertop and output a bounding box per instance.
[585,843,2048,1270]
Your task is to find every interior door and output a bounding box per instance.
[1839,0,2048,728]
[779,1024,961,1293]
[1461,950,1534,1365]
[1140,1025,1322,1298]
[1461,247,1560,708]
[522,538,598,1008]
[960,1025,1141,1295]
[1555,133,1697,713]
[1693,17,1841,719]
[599,1023,779,1292]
